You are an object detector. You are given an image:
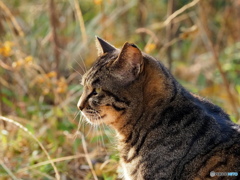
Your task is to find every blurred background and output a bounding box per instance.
[0,0,239,179]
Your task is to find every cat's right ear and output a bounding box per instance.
[111,42,143,85]
[95,36,116,56]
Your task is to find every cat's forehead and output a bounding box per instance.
[81,52,118,86]
[81,69,97,86]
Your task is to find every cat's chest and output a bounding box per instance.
[121,158,144,180]
[119,146,144,180]
[118,137,186,180]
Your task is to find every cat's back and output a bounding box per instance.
[179,94,240,179]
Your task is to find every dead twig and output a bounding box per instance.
[197,6,239,120]
[150,0,200,30]
[0,1,24,37]
[137,0,147,43]
[166,0,175,72]
[0,160,18,180]
[17,154,85,173]
[136,28,159,45]
[73,0,87,44]
[81,133,98,180]
[49,0,61,78]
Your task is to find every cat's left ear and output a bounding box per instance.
[112,42,143,84]
[95,36,116,56]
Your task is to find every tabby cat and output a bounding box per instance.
[78,37,240,180]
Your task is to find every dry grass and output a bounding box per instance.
[0,116,60,179]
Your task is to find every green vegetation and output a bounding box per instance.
[0,0,239,179]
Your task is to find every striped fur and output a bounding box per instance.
[78,38,240,180]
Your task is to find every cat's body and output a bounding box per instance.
[78,37,240,180]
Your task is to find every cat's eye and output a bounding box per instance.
[95,87,102,94]
[92,88,102,95]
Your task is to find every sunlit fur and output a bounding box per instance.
[78,38,240,180]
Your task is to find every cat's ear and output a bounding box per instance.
[112,42,143,83]
[95,36,116,56]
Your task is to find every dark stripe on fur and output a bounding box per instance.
[151,106,174,130]
[149,159,175,178]
[166,105,192,127]
[123,115,143,143]
[112,103,126,111]
[92,78,100,85]
[85,89,98,103]
[125,132,148,162]
[103,90,130,106]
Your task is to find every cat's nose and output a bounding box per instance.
[78,103,83,111]
[77,97,85,111]
[78,91,89,111]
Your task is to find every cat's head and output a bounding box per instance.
[77,37,174,129]
[77,37,145,127]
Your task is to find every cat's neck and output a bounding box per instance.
[115,56,181,140]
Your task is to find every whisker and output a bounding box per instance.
[94,110,113,146]
[78,109,114,153]
[73,111,81,122]
[96,118,104,149]
[71,66,83,78]
[94,111,107,151]
[85,117,95,139]
[74,112,84,141]
[99,123,106,148]
[94,125,102,150]
[88,111,101,149]
[78,55,87,73]
[74,58,87,74]
[103,124,114,144]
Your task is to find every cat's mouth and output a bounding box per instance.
[81,105,121,126]
[81,108,106,124]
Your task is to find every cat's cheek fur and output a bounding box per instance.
[99,106,124,127]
